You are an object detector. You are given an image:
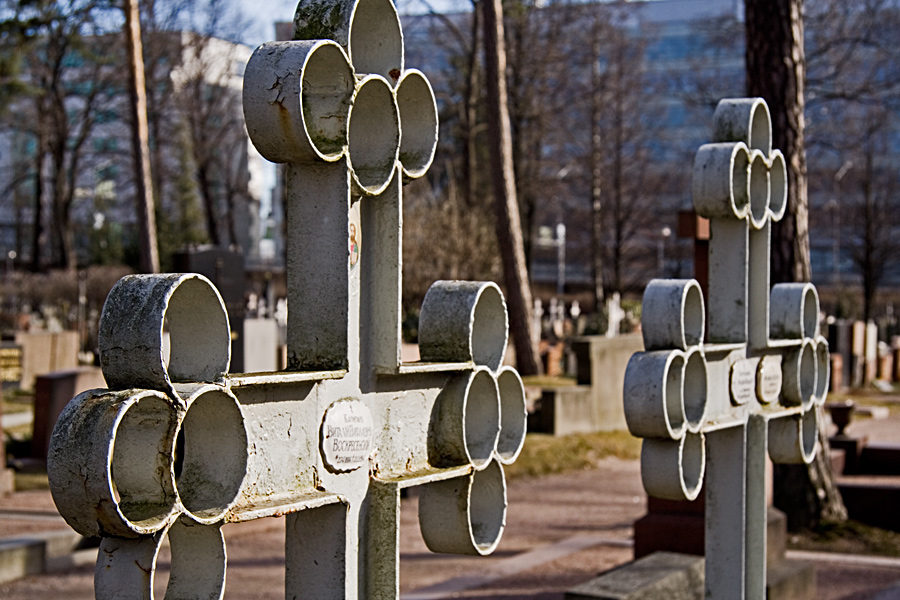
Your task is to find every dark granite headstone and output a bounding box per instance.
[174,247,246,371]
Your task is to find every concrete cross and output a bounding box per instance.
[624,98,830,600]
[46,0,527,597]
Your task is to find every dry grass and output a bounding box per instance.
[788,519,900,557]
[1,388,33,415]
[504,431,641,480]
[826,389,900,417]
[521,375,578,387]
[14,470,49,492]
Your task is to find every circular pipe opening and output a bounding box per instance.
[471,285,509,371]
[730,145,750,216]
[683,350,707,431]
[664,354,685,436]
[111,395,179,532]
[164,277,230,385]
[749,151,770,228]
[464,370,500,469]
[396,70,438,178]
[496,368,526,464]
[800,409,818,463]
[95,518,226,600]
[468,460,506,554]
[682,282,705,347]
[348,0,403,80]
[749,102,771,153]
[348,75,399,195]
[768,151,787,220]
[301,42,354,159]
[166,519,226,597]
[798,341,817,411]
[680,432,705,500]
[177,389,248,523]
[802,287,820,339]
[815,340,830,404]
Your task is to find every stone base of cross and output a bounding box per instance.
[625,98,829,600]
[46,0,527,597]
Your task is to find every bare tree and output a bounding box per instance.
[805,0,900,321]
[746,0,848,530]
[419,0,670,323]
[0,12,32,116]
[0,0,254,275]
[132,0,254,261]
[806,0,900,109]
[21,5,118,271]
[482,0,539,375]
[745,0,811,284]
[558,2,665,300]
[503,0,579,260]
[402,174,501,311]
[838,111,900,324]
[173,0,253,249]
[598,9,660,297]
[412,3,484,211]
[587,8,604,310]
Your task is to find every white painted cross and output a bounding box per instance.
[624,98,830,600]
[46,1,527,597]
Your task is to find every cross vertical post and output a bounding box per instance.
[625,98,830,600]
[45,1,527,598]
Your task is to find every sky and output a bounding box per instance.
[240,0,469,47]
[238,0,676,47]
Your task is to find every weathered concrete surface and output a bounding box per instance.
[528,334,642,437]
[569,334,645,433]
[0,529,87,585]
[533,387,596,436]
[13,331,79,391]
[565,552,704,600]
[0,538,43,584]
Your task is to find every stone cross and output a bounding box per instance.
[46,0,526,597]
[624,98,830,600]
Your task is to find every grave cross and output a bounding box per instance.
[46,0,527,597]
[624,98,830,600]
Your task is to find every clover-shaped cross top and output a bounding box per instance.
[48,1,526,598]
[625,98,830,600]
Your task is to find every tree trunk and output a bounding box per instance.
[30,126,45,272]
[772,412,848,531]
[197,164,222,246]
[50,153,75,270]
[611,38,624,296]
[860,140,876,324]
[481,0,540,376]
[125,0,160,274]
[589,14,604,311]
[746,0,845,528]
[464,4,480,209]
[49,118,69,268]
[745,0,811,284]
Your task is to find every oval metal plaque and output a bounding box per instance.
[321,399,374,472]
[757,355,783,404]
[730,359,756,405]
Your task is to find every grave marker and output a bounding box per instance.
[46,1,526,597]
[0,343,22,382]
[625,98,829,600]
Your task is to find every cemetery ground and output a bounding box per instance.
[6,387,900,598]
